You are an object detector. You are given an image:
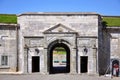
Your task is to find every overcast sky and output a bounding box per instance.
[0,0,120,15]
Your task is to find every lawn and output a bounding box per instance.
[0,14,17,24]
[53,47,66,54]
[102,17,120,27]
[0,14,120,27]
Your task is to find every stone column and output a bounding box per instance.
[92,46,97,74]
[44,48,49,74]
[24,48,28,73]
[70,35,77,74]
[70,48,77,74]
[43,35,49,74]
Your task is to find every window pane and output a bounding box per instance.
[1,56,8,66]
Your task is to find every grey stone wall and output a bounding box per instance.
[0,24,18,72]
[77,37,97,74]
[98,29,111,75]
[24,37,44,73]
[18,13,99,37]
[17,12,100,74]
[107,27,120,59]
[1,13,120,75]
[98,16,111,75]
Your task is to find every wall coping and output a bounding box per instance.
[0,23,18,27]
[18,12,100,16]
[106,27,120,32]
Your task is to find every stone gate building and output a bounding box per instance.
[0,12,120,75]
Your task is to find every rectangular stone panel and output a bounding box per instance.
[78,39,90,47]
[24,38,44,47]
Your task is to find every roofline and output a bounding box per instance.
[43,32,77,34]
[106,27,120,32]
[0,14,16,15]
[106,27,120,28]
[0,23,19,27]
[102,15,120,17]
[18,12,100,16]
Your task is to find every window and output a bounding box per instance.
[1,56,8,66]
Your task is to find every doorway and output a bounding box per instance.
[32,56,40,72]
[48,42,70,74]
[112,59,119,76]
[80,56,88,73]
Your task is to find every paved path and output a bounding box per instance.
[0,74,119,80]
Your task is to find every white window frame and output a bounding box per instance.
[1,55,9,67]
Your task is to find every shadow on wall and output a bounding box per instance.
[102,21,108,28]
[98,20,111,75]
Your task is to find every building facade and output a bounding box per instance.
[0,12,119,75]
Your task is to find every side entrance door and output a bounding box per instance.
[81,56,88,73]
[32,56,40,72]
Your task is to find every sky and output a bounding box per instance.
[0,0,120,15]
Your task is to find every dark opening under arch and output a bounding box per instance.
[112,59,119,76]
[48,41,70,74]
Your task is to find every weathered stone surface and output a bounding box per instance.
[1,12,120,76]
[17,12,100,75]
[0,24,18,72]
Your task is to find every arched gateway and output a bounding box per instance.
[18,12,103,75]
[48,40,70,74]
[1,12,119,76]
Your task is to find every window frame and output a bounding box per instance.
[0,55,9,67]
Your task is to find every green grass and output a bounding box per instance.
[102,17,120,27]
[0,14,17,24]
[0,14,120,27]
[53,47,66,54]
